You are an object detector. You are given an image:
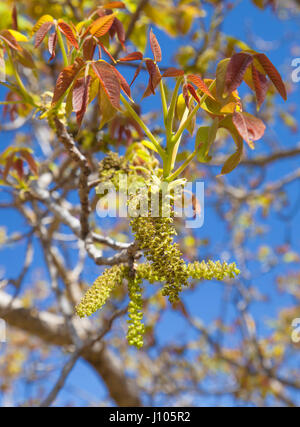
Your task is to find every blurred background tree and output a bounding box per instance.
[0,0,299,407]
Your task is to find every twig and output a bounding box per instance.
[53,118,91,239]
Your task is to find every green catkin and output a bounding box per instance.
[126,274,145,349]
[131,215,188,303]
[187,260,240,280]
[76,264,129,317]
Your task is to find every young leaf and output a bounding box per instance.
[0,49,5,82]
[113,18,125,49]
[232,111,266,148]
[34,22,53,48]
[0,30,21,50]
[118,52,143,62]
[16,48,35,69]
[182,83,190,109]
[186,83,200,104]
[13,158,24,180]
[48,32,58,61]
[102,1,126,8]
[72,78,86,112]
[113,68,131,98]
[220,147,243,175]
[89,14,115,38]
[219,116,244,175]
[3,153,13,180]
[12,5,18,31]
[216,58,230,100]
[73,75,91,126]
[98,85,117,128]
[92,61,120,109]
[254,53,287,100]
[7,30,28,42]
[251,64,269,109]
[58,21,79,49]
[52,58,84,105]
[225,52,253,94]
[149,29,162,62]
[31,15,54,36]
[162,68,184,77]
[143,59,161,98]
[83,37,96,61]
[130,62,143,87]
[20,150,38,175]
[187,74,214,99]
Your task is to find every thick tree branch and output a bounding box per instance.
[0,290,141,406]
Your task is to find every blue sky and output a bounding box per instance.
[0,1,300,406]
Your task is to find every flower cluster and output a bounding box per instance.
[98,151,129,191]
[131,214,188,303]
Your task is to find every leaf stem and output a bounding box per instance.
[165,150,197,182]
[159,79,168,128]
[172,80,216,146]
[57,29,69,67]
[165,77,182,141]
[120,94,165,159]
[6,47,33,104]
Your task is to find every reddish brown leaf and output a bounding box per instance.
[113,68,131,98]
[12,5,18,31]
[102,1,126,8]
[118,51,143,62]
[232,111,250,145]
[20,150,38,175]
[251,64,269,109]
[232,111,266,148]
[89,14,115,38]
[113,18,125,49]
[48,32,57,61]
[58,21,79,49]
[3,153,14,180]
[99,43,116,63]
[149,29,162,62]
[92,61,120,109]
[254,53,287,100]
[187,74,214,99]
[0,30,21,50]
[74,76,91,126]
[52,58,84,105]
[82,37,96,61]
[186,83,200,104]
[225,52,253,94]
[162,68,184,77]
[13,158,24,180]
[130,62,143,86]
[16,48,35,69]
[34,22,53,48]
[182,84,190,109]
[72,77,86,112]
[143,59,161,97]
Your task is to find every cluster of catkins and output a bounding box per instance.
[131,214,188,303]
[75,155,240,349]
